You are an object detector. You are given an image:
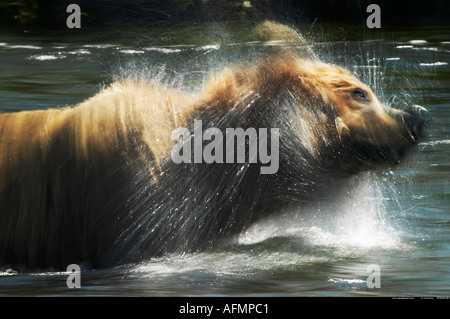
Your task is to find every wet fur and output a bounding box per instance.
[0,22,422,269]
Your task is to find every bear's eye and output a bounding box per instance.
[352,88,368,100]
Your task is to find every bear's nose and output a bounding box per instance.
[401,104,430,143]
[404,104,430,121]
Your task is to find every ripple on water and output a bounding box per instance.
[419,62,448,66]
[27,54,67,61]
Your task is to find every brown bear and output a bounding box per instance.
[0,22,427,270]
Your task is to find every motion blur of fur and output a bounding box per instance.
[0,21,427,269]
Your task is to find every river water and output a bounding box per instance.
[0,24,448,297]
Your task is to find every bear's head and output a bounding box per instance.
[294,59,429,173]
[248,21,429,176]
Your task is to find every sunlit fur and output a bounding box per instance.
[0,22,424,269]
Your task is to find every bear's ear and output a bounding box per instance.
[251,21,317,60]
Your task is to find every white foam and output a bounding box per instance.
[419,62,448,66]
[195,44,220,51]
[414,47,439,52]
[6,44,42,50]
[239,174,407,253]
[298,224,400,250]
[132,251,327,277]
[421,139,450,146]
[263,40,287,47]
[29,271,69,276]
[119,49,145,54]
[396,45,413,49]
[83,44,117,48]
[67,49,91,55]
[356,65,381,68]
[0,269,18,276]
[328,277,366,284]
[386,57,400,61]
[409,40,427,44]
[238,222,280,245]
[145,47,182,54]
[28,54,66,61]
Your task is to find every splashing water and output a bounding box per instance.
[1,23,446,297]
[239,173,408,252]
[128,173,411,279]
[110,33,422,275]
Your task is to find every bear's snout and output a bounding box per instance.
[399,104,430,143]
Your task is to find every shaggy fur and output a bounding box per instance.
[0,22,426,269]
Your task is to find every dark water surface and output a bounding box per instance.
[0,25,449,296]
